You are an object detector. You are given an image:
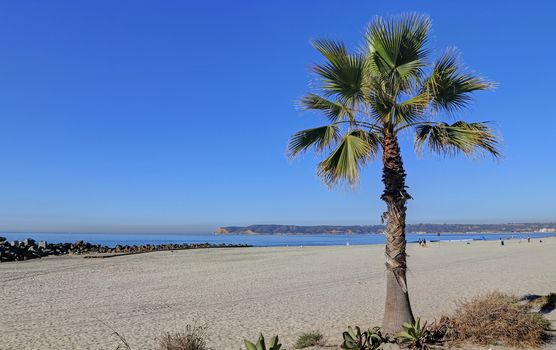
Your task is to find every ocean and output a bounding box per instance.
[2,232,555,247]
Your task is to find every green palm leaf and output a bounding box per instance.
[415,121,500,158]
[312,39,348,65]
[425,49,493,113]
[366,13,431,91]
[367,79,395,125]
[299,93,354,122]
[394,92,430,125]
[317,130,380,186]
[311,39,370,105]
[288,125,341,157]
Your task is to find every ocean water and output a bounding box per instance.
[2,232,555,248]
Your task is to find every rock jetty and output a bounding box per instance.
[0,236,251,263]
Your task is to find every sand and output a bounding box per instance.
[1,238,555,350]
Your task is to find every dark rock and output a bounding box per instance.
[23,238,36,246]
[0,237,252,263]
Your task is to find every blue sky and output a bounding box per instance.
[0,1,555,233]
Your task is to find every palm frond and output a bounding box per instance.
[317,130,381,186]
[288,125,341,158]
[394,92,430,125]
[299,93,355,122]
[366,13,431,91]
[367,79,395,125]
[425,49,494,113]
[414,121,500,158]
[311,39,370,105]
[350,129,383,152]
[312,39,348,65]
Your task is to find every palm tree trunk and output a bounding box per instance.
[380,131,415,333]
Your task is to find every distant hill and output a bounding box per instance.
[215,223,556,235]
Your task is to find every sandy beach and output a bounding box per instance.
[1,238,555,350]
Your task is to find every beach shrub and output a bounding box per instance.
[295,331,324,348]
[244,334,281,350]
[341,326,387,350]
[157,324,210,350]
[450,292,547,347]
[397,318,433,349]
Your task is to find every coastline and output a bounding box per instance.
[215,223,556,235]
[1,238,555,349]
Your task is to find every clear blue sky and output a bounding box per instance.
[0,1,555,233]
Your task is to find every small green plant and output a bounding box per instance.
[398,318,432,349]
[295,331,324,349]
[244,334,281,350]
[341,326,386,350]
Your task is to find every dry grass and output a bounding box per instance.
[157,325,211,350]
[450,292,547,348]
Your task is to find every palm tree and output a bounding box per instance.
[288,14,500,333]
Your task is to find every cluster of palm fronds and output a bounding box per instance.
[288,13,500,187]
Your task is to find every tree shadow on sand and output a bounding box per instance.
[521,293,556,314]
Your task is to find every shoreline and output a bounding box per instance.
[2,233,555,263]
